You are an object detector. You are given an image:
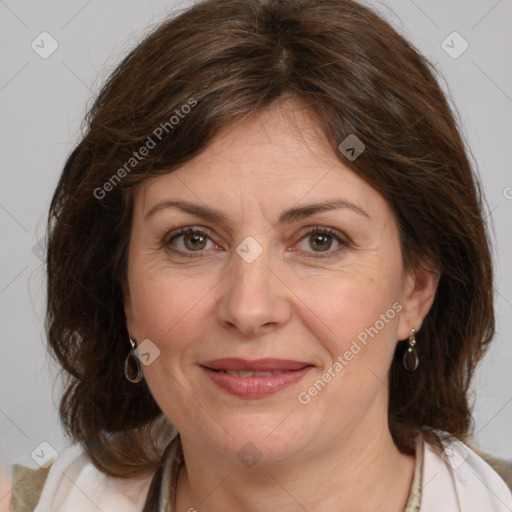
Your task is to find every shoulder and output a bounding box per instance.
[422,436,512,511]
[28,444,153,512]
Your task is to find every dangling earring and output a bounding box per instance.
[125,336,143,383]
[403,329,419,372]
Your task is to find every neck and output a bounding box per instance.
[174,422,417,512]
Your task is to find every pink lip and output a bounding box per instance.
[200,358,314,398]
[201,358,311,371]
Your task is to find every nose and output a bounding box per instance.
[217,242,291,337]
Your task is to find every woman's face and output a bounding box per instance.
[124,98,435,466]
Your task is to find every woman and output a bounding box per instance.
[11,0,512,510]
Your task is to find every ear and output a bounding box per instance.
[122,280,137,338]
[396,258,440,341]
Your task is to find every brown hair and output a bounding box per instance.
[46,0,495,477]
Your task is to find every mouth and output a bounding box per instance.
[199,358,314,398]
[211,369,297,377]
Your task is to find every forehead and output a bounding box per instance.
[182,98,341,178]
[135,98,388,223]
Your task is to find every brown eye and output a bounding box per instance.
[295,227,348,259]
[309,232,333,252]
[182,231,208,251]
[165,227,215,256]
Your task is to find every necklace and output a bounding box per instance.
[141,435,184,512]
[143,433,423,511]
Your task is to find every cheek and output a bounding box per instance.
[128,266,210,355]
[301,276,401,411]
[301,266,401,351]
[297,273,403,419]
[127,270,212,420]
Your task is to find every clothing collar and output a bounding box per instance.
[145,432,512,512]
[35,432,510,511]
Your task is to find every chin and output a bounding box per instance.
[198,413,316,467]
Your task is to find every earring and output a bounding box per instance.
[125,336,143,383]
[403,329,419,372]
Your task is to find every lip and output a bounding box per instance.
[201,358,312,371]
[200,358,314,398]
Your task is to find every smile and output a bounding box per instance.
[200,358,314,398]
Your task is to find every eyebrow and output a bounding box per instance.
[144,198,371,225]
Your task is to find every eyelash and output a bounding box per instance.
[162,226,349,259]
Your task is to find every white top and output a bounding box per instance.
[32,445,153,511]
[33,435,512,511]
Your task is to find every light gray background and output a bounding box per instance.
[0,0,511,488]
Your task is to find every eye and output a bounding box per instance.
[294,227,348,258]
[164,226,217,257]
[163,225,348,259]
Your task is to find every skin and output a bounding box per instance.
[124,97,439,512]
